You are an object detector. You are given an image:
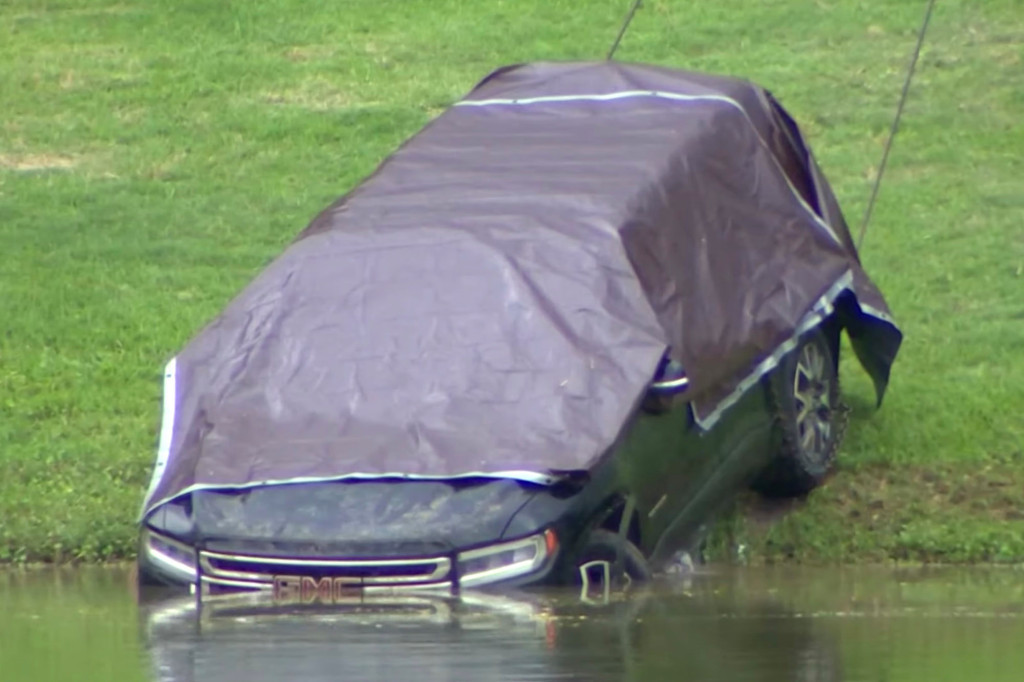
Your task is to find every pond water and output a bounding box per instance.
[2,566,1023,681]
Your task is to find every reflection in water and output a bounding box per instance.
[145,592,574,682]
[0,568,149,682]
[3,567,1024,681]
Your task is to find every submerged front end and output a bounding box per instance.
[138,479,566,596]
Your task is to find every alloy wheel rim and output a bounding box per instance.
[792,343,832,455]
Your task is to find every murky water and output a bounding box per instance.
[2,566,1024,682]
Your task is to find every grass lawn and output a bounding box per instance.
[1,0,1021,563]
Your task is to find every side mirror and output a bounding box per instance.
[650,374,689,395]
[642,357,688,414]
[650,358,688,395]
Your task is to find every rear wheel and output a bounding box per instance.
[753,327,845,497]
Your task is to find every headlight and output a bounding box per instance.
[142,529,197,581]
[457,530,557,587]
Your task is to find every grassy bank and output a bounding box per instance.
[1,0,1021,563]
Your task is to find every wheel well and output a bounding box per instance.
[594,496,642,549]
[821,311,842,370]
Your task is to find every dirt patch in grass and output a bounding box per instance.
[260,78,354,110]
[10,4,138,22]
[708,460,1024,565]
[282,45,338,62]
[0,153,76,172]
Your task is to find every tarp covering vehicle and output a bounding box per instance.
[141,61,901,519]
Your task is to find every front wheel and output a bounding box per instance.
[564,529,652,597]
[752,327,846,498]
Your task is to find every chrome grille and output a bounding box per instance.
[198,549,452,590]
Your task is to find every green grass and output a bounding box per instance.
[1,0,1021,563]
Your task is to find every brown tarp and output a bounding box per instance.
[143,61,901,516]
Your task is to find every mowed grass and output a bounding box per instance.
[1,0,1021,562]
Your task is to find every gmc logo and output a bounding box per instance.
[272,575,362,602]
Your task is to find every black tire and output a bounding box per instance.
[752,327,846,498]
[564,529,653,587]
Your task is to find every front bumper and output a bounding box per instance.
[139,527,559,596]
